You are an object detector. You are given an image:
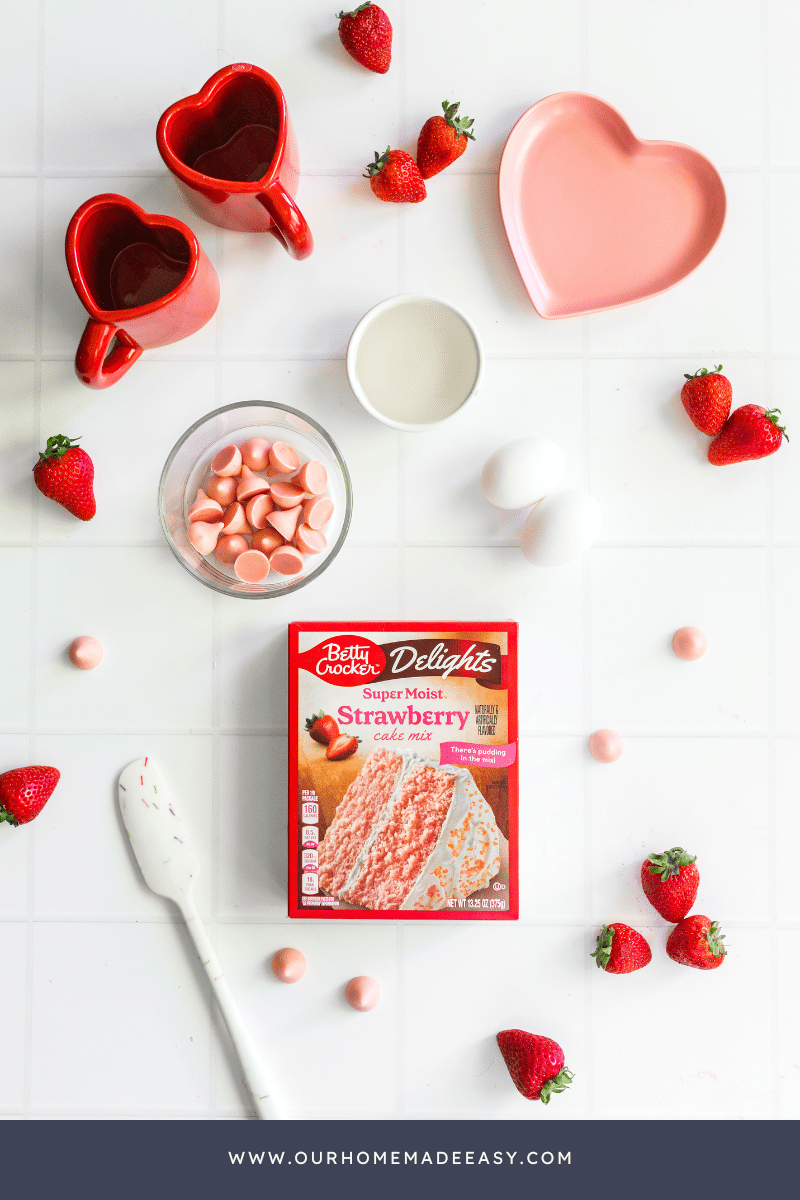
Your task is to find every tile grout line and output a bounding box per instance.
[760,0,780,1121]
[22,0,47,1120]
[579,0,593,1119]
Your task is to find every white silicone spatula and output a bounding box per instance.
[118,756,282,1120]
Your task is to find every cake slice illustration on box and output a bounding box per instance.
[318,749,501,910]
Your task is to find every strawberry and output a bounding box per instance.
[33,435,95,520]
[337,3,392,74]
[708,405,787,465]
[496,1030,573,1103]
[591,923,652,974]
[326,735,360,761]
[641,846,699,922]
[680,366,732,436]
[666,914,727,970]
[0,766,60,826]
[417,100,476,179]
[305,711,340,745]
[365,148,426,204]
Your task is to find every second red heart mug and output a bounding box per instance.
[65,193,220,390]
[156,63,314,259]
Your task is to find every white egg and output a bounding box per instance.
[480,437,564,510]
[520,489,602,566]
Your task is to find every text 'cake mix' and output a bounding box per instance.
[288,623,518,920]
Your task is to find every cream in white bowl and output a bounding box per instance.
[346,294,483,431]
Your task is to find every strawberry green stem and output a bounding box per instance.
[766,409,789,442]
[591,924,614,969]
[36,434,81,464]
[440,100,476,140]
[683,365,722,380]
[0,808,19,827]
[338,2,372,17]
[540,1067,574,1104]
[364,147,390,177]
[706,921,727,958]
[646,846,696,881]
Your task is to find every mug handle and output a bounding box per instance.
[75,319,143,389]
[257,183,314,260]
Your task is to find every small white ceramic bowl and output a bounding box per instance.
[346,293,484,432]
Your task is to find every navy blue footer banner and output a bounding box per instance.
[2,1119,795,1199]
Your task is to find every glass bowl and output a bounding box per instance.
[158,401,352,598]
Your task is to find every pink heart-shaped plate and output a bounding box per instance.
[498,93,726,319]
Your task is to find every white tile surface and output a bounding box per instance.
[0,0,795,1124]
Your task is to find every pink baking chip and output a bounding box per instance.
[234,549,270,582]
[245,493,275,529]
[293,460,327,496]
[270,482,305,509]
[239,436,271,472]
[221,502,251,537]
[267,505,301,541]
[215,534,249,564]
[269,545,305,575]
[303,496,334,530]
[237,465,270,503]
[295,524,327,555]
[211,445,242,477]
[269,441,301,475]
[205,475,238,507]
[188,488,223,523]
[188,520,224,555]
[252,528,285,555]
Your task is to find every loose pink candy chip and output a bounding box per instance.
[188,488,223,523]
[245,493,275,529]
[271,947,306,983]
[215,534,249,564]
[345,976,380,1012]
[188,520,224,555]
[270,482,305,509]
[588,729,623,764]
[211,445,242,477]
[269,441,301,475]
[237,465,270,503]
[205,475,238,507]
[293,460,327,496]
[672,626,707,661]
[221,502,251,537]
[295,524,327,555]
[303,496,334,530]
[234,549,270,583]
[240,437,271,472]
[68,635,103,670]
[267,505,301,541]
[269,545,304,576]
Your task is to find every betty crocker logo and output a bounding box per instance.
[297,635,386,685]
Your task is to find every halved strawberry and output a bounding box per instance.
[305,711,339,745]
[326,735,360,761]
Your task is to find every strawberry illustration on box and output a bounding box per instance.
[288,622,518,920]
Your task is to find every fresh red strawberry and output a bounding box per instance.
[33,435,95,520]
[0,766,60,826]
[680,365,732,436]
[708,405,787,465]
[419,99,474,177]
[337,3,392,73]
[416,100,476,179]
[591,923,652,974]
[496,1030,573,1103]
[305,711,340,745]
[666,914,727,970]
[365,147,426,203]
[641,846,699,922]
[326,735,360,761]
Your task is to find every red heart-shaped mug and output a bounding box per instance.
[65,193,220,389]
[156,63,313,259]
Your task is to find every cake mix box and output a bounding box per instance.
[288,622,518,920]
